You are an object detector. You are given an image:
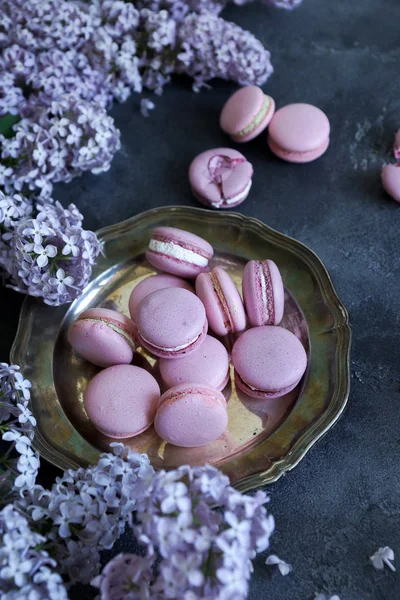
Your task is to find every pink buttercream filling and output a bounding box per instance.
[261,261,275,325]
[235,372,297,398]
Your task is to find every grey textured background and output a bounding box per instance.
[1,0,400,598]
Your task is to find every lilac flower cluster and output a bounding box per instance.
[0,96,120,198]
[0,0,276,119]
[177,12,273,90]
[93,465,275,599]
[17,443,155,584]
[0,504,68,600]
[0,363,38,502]
[0,197,101,306]
[0,0,278,203]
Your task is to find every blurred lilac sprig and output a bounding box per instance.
[0,194,101,306]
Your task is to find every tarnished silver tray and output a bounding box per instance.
[11,206,351,492]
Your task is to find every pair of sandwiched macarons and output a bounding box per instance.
[188,86,330,210]
[68,226,308,448]
[219,85,330,162]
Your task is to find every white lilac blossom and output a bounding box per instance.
[17,444,155,584]
[0,96,121,198]
[265,554,292,575]
[0,199,101,306]
[370,546,396,572]
[127,464,275,599]
[0,363,39,502]
[0,504,68,600]
[140,98,156,117]
[176,12,273,90]
[314,595,341,600]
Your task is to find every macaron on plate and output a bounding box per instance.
[13,206,350,491]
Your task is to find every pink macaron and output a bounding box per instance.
[154,383,228,447]
[67,308,137,368]
[268,103,330,163]
[394,130,400,160]
[159,335,230,391]
[84,364,160,438]
[189,148,253,209]
[220,86,275,143]
[196,267,246,336]
[146,226,214,278]
[381,163,400,203]
[242,260,284,327]
[232,326,307,399]
[136,287,208,359]
[129,274,194,321]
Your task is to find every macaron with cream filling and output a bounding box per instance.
[146,226,213,278]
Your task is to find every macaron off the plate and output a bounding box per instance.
[220,85,275,143]
[189,148,253,209]
[268,103,330,163]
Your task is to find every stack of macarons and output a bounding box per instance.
[188,85,330,210]
[68,226,307,448]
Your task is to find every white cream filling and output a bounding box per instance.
[149,239,208,267]
[258,263,269,322]
[140,331,201,352]
[212,180,252,207]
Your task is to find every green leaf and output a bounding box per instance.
[0,114,20,139]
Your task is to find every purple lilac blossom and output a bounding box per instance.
[16,444,155,584]
[176,12,273,90]
[0,504,68,599]
[0,363,38,501]
[123,464,276,599]
[0,200,101,305]
[0,95,120,198]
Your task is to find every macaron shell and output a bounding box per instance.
[234,372,300,400]
[159,335,230,390]
[154,384,228,447]
[136,287,208,357]
[232,326,307,395]
[68,308,137,368]
[196,268,246,336]
[84,365,160,438]
[189,148,253,208]
[233,96,275,143]
[79,308,137,338]
[382,164,400,203]
[268,103,330,155]
[268,136,329,163]
[146,226,213,277]
[220,86,265,136]
[129,274,194,321]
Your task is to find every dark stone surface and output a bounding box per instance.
[1,0,400,598]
